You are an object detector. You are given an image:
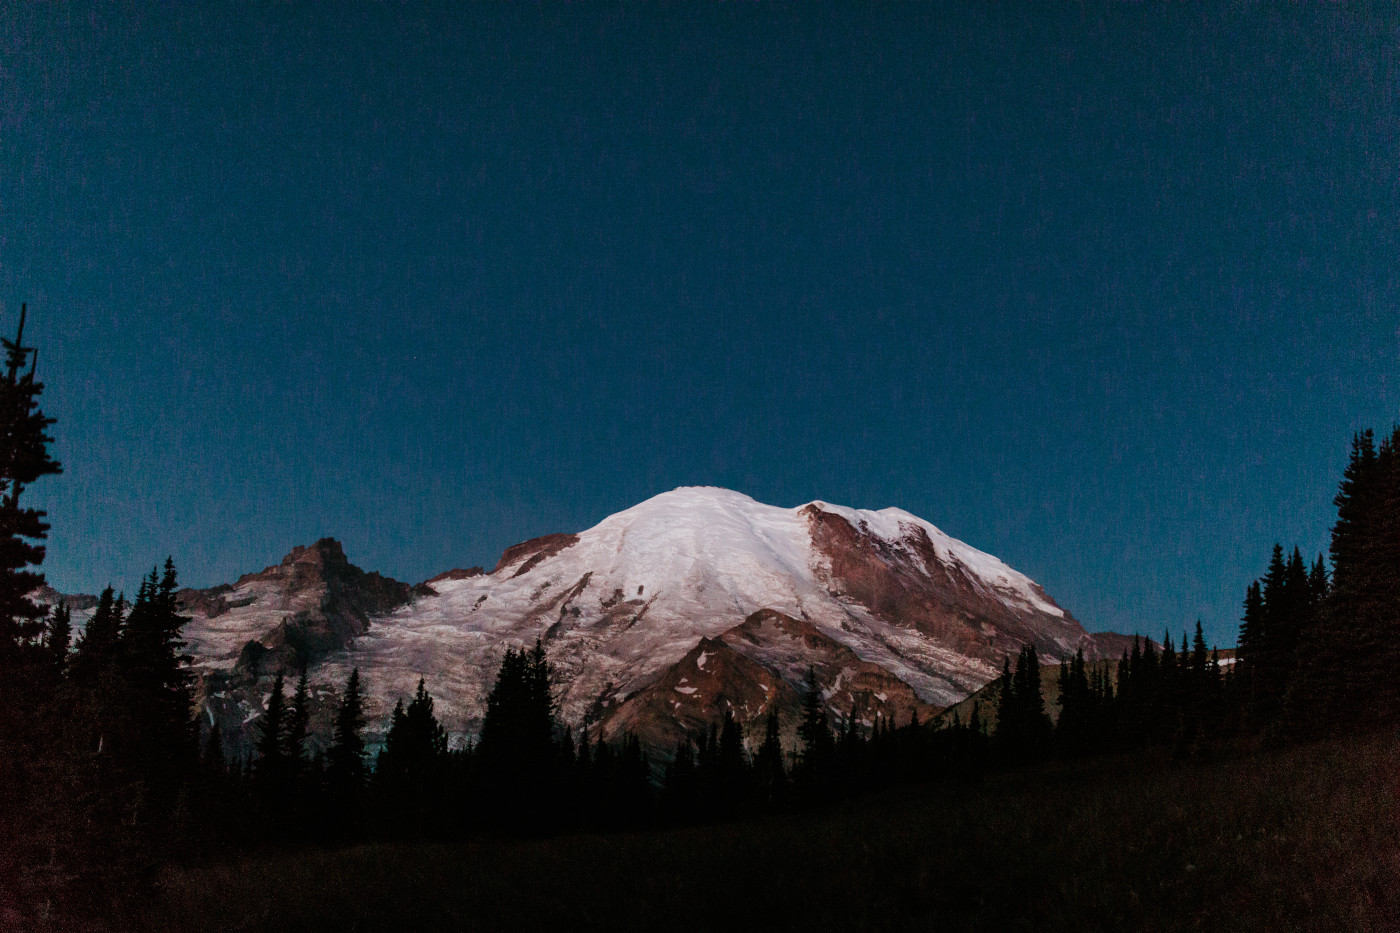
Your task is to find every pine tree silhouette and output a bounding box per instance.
[46,602,72,674]
[254,671,291,825]
[0,305,65,919]
[796,668,834,799]
[0,305,61,659]
[286,667,310,773]
[119,560,196,809]
[478,640,560,822]
[661,736,698,822]
[325,668,368,832]
[753,708,785,807]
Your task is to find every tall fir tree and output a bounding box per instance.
[119,560,196,807]
[661,737,698,821]
[325,668,368,807]
[752,708,785,806]
[796,667,834,779]
[377,678,447,792]
[46,602,72,674]
[0,305,61,661]
[0,306,63,907]
[1235,582,1264,724]
[1055,648,1093,756]
[1324,430,1385,720]
[286,667,310,771]
[254,671,290,797]
[716,708,749,809]
[993,656,1014,743]
[477,640,560,819]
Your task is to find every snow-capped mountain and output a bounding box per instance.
[164,487,1119,758]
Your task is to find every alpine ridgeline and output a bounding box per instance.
[59,488,1130,758]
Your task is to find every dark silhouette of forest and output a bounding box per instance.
[3,309,1399,930]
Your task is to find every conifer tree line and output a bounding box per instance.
[1235,425,1400,734]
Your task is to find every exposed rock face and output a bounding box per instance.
[1087,631,1144,659]
[600,636,798,755]
[599,609,940,753]
[169,487,1130,761]
[425,567,484,585]
[804,504,1091,663]
[178,537,414,674]
[31,585,98,613]
[491,533,579,577]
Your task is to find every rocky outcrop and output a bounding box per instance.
[599,609,941,755]
[491,533,579,577]
[1085,630,1145,659]
[599,637,797,754]
[31,584,97,613]
[804,505,1084,662]
[425,567,484,584]
[178,537,415,675]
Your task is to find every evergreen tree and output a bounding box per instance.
[997,645,1053,760]
[67,587,129,765]
[1191,621,1209,682]
[1158,631,1180,744]
[752,708,785,806]
[1309,554,1330,604]
[1019,645,1053,758]
[477,640,560,818]
[285,667,310,776]
[1235,583,1264,723]
[993,656,1014,744]
[1362,426,1400,720]
[202,723,227,778]
[716,708,748,810]
[46,602,72,673]
[375,678,448,835]
[71,587,122,679]
[1055,648,1093,756]
[119,560,196,804]
[796,668,834,779]
[1177,620,1209,745]
[661,737,698,822]
[376,699,408,780]
[325,668,367,801]
[254,672,290,795]
[694,721,721,812]
[0,305,61,660]
[1323,430,1385,720]
[613,733,652,827]
[575,727,593,784]
[402,679,449,772]
[1248,544,1301,727]
[0,305,65,919]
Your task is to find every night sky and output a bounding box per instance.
[4,4,1398,650]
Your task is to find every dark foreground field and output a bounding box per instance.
[136,733,1399,933]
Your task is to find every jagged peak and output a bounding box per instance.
[281,537,348,566]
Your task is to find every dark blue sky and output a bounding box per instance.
[4,4,1397,649]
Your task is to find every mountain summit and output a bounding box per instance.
[177,487,1115,756]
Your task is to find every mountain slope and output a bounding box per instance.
[174,486,1115,756]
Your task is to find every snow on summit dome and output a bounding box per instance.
[583,486,1062,621]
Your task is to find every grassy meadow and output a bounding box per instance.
[120,728,1400,933]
